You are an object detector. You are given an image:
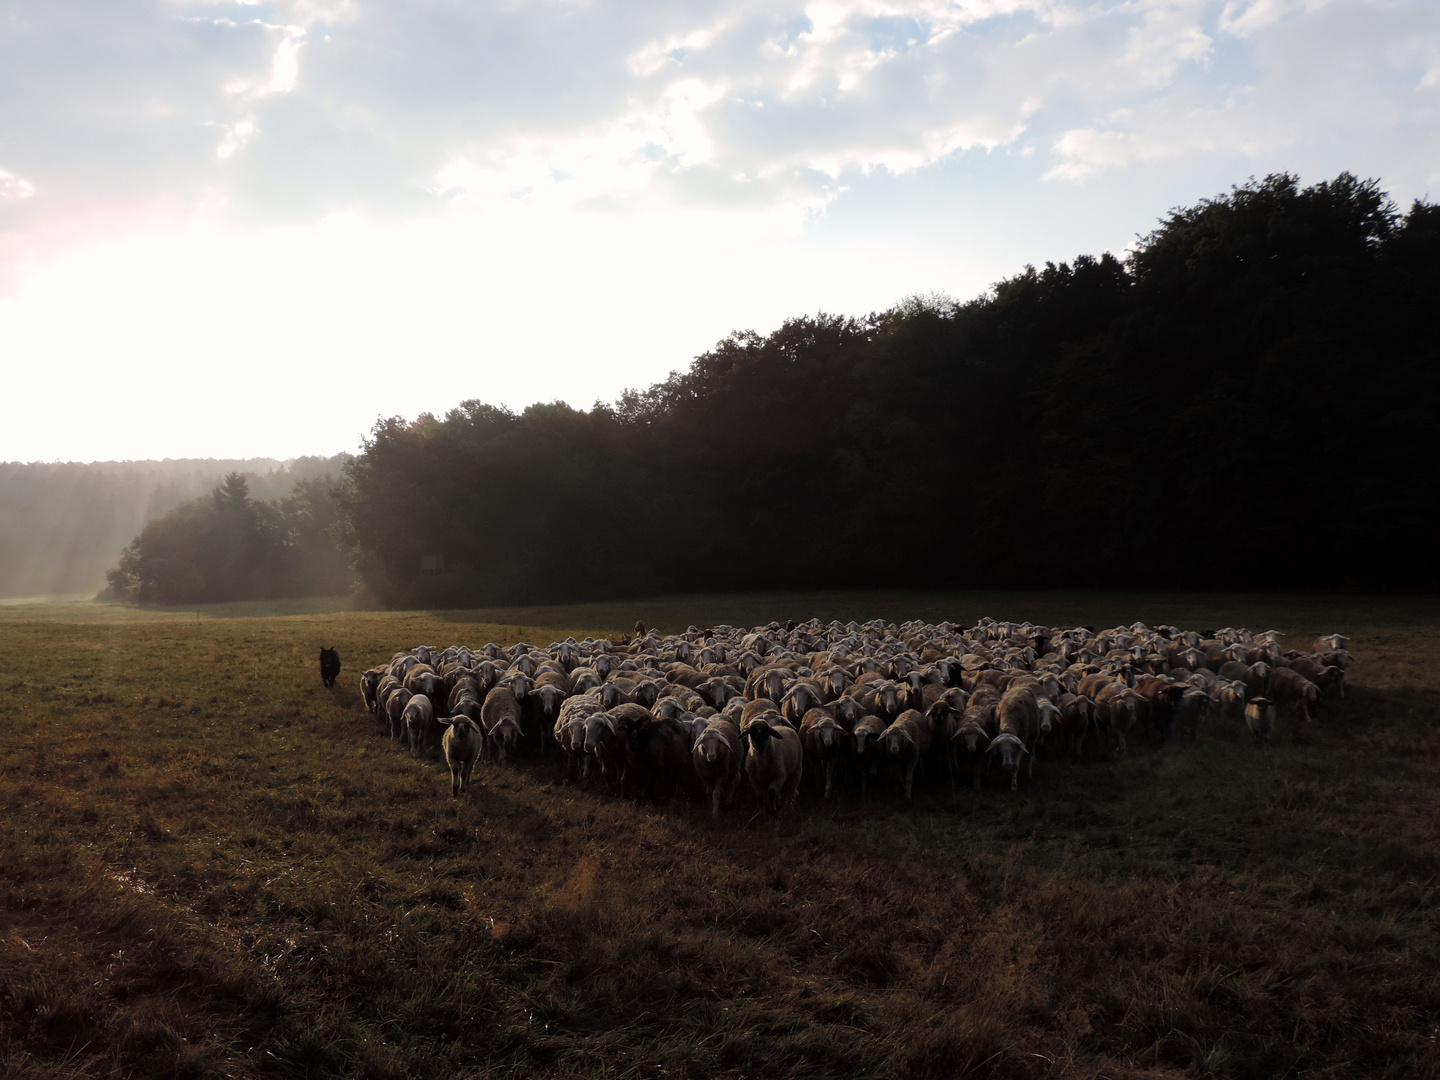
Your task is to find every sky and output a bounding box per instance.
[0,0,1436,463]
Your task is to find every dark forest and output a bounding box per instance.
[335,173,1438,607]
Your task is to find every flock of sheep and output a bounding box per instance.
[353,618,1353,812]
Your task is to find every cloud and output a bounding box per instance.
[0,0,1437,459]
[1045,0,1439,183]
[0,168,35,202]
[1,0,1434,259]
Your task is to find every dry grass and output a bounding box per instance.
[2,593,1439,1079]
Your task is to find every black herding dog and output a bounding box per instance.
[319,646,341,688]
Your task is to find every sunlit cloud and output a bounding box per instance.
[0,168,35,202]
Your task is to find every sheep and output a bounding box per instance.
[1244,697,1277,743]
[583,710,628,794]
[1170,688,1210,742]
[374,675,402,723]
[524,682,570,753]
[739,697,782,732]
[623,715,692,802]
[1053,693,1092,760]
[440,716,483,795]
[481,686,523,763]
[878,708,932,800]
[1091,681,1138,758]
[870,680,908,721]
[403,667,445,716]
[553,695,599,786]
[1133,677,1188,742]
[403,693,435,752]
[498,669,533,705]
[744,664,792,704]
[799,708,848,800]
[359,666,384,712]
[662,662,707,689]
[384,686,413,741]
[780,678,827,726]
[1211,679,1247,727]
[696,676,741,709]
[692,717,744,818]
[742,720,803,816]
[951,691,999,790]
[1269,667,1320,724]
[356,615,1352,812]
[835,681,879,728]
[447,675,482,715]
[1288,655,1345,699]
[657,684,706,713]
[1318,648,1354,671]
[851,714,887,797]
[991,686,1040,792]
[567,666,602,695]
[555,713,588,775]
[600,676,639,709]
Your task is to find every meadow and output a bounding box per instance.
[2,591,1439,1079]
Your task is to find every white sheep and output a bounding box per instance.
[440,717,482,795]
[402,693,434,753]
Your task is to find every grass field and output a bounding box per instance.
[2,592,1439,1079]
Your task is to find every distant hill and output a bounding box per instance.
[0,455,350,598]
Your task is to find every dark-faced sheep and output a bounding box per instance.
[743,720,803,816]
[739,697,782,732]
[524,682,569,753]
[1171,688,1210,741]
[624,716,692,802]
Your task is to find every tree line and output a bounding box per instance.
[102,472,352,604]
[0,455,348,598]
[108,172,1440,606]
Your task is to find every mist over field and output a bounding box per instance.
[0,456,348,599]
